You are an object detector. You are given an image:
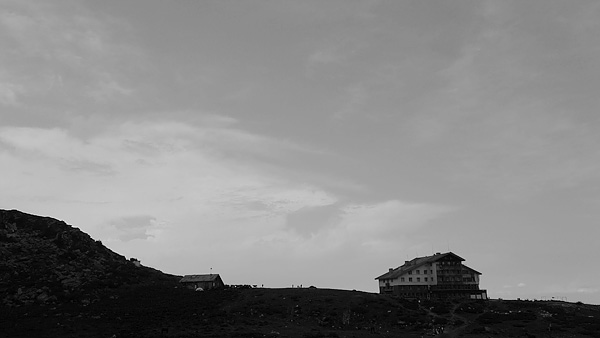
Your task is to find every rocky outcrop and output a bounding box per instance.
[0,209,175,307]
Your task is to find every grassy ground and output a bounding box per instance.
[2,283,600,338]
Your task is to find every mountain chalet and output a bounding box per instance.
[376,252,487,300]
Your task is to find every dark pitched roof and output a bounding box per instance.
[180,274,221,283]
[462,264,482,275]
[375,252,465,280]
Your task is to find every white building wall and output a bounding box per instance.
[379,262,481,288]
[380,263,440,287]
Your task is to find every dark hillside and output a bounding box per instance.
[0,209,179,307]
[3,284,600,338]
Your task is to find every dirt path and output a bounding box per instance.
[442,302,470,338]
[419,302,470,338]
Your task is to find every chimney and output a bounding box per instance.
[435,252,441,255]
[389,268,394,272]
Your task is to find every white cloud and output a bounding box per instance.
[107,215,158,242]
[0,0,141,110]
[0,81,23,106]
[0,1,130,63]
[577,288,599,294]
[256,199,451,258]
[309,49,341,65]
[306,38,363,71]
[258,0,380,23]
[87,72,134,102]
[332,83,369,119]
[0,119,338,248]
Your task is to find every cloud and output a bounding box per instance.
[334,201,452,249]
[107,215,158,242]
[0,0,141,110]
[332,83,369,119]
[306,38,364,72]
[285,204,341,238]
[577,288,599,294]
[308,49,342,65]
[87,72,134,102]
[444,110,600,199]
[59,158,116,176]
[0,126,117,176]
[0,81,23,106]
[256,0,381,23]
[266,199,452,258]
[0,118,339,245]
[393,15,600,200]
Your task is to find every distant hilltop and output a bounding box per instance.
[0,209,177,307]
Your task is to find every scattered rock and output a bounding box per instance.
[0,209,178,307]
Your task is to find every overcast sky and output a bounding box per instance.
[1,0,599,304]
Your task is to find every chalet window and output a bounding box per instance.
[408,271,412,275]
[417,277,420,282]
[409,277,413,282]
[401,277,405,282]
[424,277,428,282]
[416,270,420,274]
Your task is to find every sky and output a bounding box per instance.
[1,0,599,304]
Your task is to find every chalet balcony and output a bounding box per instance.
[431,284,480,291]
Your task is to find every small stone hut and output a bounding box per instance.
[179,274,224,290]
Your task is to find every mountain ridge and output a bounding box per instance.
[0,209,178,307]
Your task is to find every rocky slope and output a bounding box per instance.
[3,285,600,338]
[0,209,178,307]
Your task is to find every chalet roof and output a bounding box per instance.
[180,274,221,283]
[375,252,469,280]
[462,264,482,275]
